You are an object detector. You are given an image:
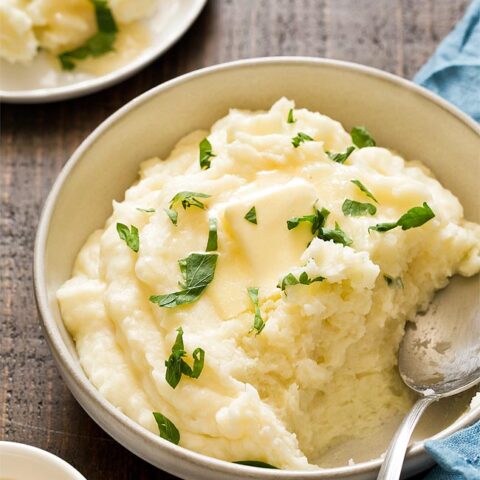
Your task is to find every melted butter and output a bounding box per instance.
[77,22,151,75]
[46,21,152,76]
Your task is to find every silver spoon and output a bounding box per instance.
[377,275,480,480]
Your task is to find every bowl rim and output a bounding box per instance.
[0,0,207,104]
[34,56,480,478]
[0,441,87,480]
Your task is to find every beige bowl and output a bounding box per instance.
[34,57,480,479]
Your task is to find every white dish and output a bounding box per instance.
[34,57,480,479]
[0,0,207,103]
[0,441,87,480]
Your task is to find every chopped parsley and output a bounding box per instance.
[318,221,353,246]
[234,461,279,469]
[164,327,205,389]
[326,146,355,164]
[58,0,118,70]
[287,207,330,233]
[291,132,314,148]
[369,202,435,233]
[287,108,296,124]
[288,205,352,246]
[342,199,377,216]
[351,179,378,203]
[116,223,139,252]
[165,191,210,225]
[247,287,265,335]
[149,252,218,308]
[244,206,257,224]
[206,217,218,251]
[277,272,324,291]
[384,274,404,289]
[351,126,376,148]
[153,412,180,445]
[136,207,155,213]
[199,138,216,170]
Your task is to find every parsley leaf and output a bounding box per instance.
[150,253,218,308]
[234,461,279,469]
[136,207,155,213]
[326,146,355,164]
[351,126,376,148]
[199,138,216,170]
[153,412,180,445]
[58,0,117,70]
[351,179,378,203]
[165,191,211,225]
[287,108,296,124]
[164,327,205,389]
[247,287,265,335]
[206,217,218,251]
[244,206,257,224]
[116,223,139,252]
[342,199,377,216]
[383,274,404,289]
[369,202,435,233]
[291,132,314,148]
[287,207,330,234]
[277,271,324,291]
[318,221,353,246]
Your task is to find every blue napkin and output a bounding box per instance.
[423,421,480,480]
[413,0,480,122]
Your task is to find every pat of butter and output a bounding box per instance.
[208,178,317,318]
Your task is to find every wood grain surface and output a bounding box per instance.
[0,1,471,479]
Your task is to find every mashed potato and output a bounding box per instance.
[0,0,156,65]
[57,98,480,469]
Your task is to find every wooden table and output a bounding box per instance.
[1,1,470,478]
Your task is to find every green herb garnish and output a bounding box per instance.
[116,223,139,252]
[164,327,205,389]
[291,132,314,148]
[199,138,216,170]
[318,221,353,246]
[383,274,404,289]
[234,461,279,469]
[287,207,330,233]
[351,126,376,148]
[287,108,296,124]
[369,202,435,233]
[206,217,218,251]
[136,207,156,213]
[342,199,377,216]
[351,179,378,203]
[247,287,265,335]
[58,0,117,70]
[150,252,218,308]
[277,271,324,291]
[244,206,257,224]
[326,146,355,164]
[165,191,211,225]
[153,412,180,445]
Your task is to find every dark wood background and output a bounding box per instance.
[0,1,471,478]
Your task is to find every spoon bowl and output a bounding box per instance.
[378,274,480,479]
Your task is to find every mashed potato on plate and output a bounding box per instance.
[57,98,480,469]
[0,0,156,66]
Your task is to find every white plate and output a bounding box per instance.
[0,0,207,103]
[0,441,87,480]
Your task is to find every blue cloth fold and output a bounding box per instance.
[414,2,480,478]
[413,0,480,122]
[423,421,480,480]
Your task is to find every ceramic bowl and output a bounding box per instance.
[34,57,480,480]
[0,442,87,480]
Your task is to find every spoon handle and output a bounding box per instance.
[377,396,437,480]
